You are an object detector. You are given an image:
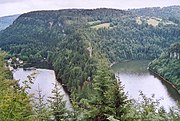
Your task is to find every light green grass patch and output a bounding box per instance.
[88,20,101,25]
[147,18,159,27]
[91,23,111,29]
[136,17,142,25]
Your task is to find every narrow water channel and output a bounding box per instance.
[13,60,179,111]
[13,68,72,110]
[111,60,180,111]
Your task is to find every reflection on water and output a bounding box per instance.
[112,60,179,111]
[13,68,72,110]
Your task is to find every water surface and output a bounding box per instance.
[13,68,72,110]
[112,60,179,110]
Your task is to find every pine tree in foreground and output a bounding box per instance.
[82,59,129,121]
[108,80,129,121]
[48,82,69,121]
[34,86,50,121]
[0,52,34,121]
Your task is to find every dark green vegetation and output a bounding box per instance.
[0,14,19,31]
[0,52,75,120]
[84,19,179,62]
[149,42,180,93]
[1,52,180,121]
[0,6,180,120]
[112,60,151,73]
[0,7,179,91]
[0,52,34,120]
[130,5,180,21]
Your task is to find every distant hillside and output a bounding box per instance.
[0,7,179,93]
[130,6,180,24]
[0,14,19,31]
[0,7,179,103]
[0,7,180,120]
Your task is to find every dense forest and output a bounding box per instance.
[130,5,180,20]
[0,6,180,120]
[149,42,180,93]
[0,51,180,120]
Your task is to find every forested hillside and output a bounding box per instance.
[0,7,180,120]
[0,8,179,62]
[130,5,180,20]
[0,9,129,95]
[0,14,19,31]
[0,7,179,99]
[0,51,179,120]
[130,5,180,94]
[149,42,180,92]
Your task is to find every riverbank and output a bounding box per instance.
[112,60,180,95]
[148,67,180,95]
[23,61,53,70]
[13,68,73,110]
[56,77,71,96]
[9,59,73,103]
[112,60,179,110]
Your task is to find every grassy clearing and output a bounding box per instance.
[91,23,111,29]
[136,17,142,25]
[136,16,177,27]
[162,21,177,26]
[88,20,101,25]
[147,18,159,27]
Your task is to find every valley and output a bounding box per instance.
[0,6,179,120]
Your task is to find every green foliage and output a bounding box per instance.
[0,7,179,120]
[49,33,97,94]
[34,86,51,121]
[48,83,69,121]
[82,19,179,62]
[149,42,180,92]
[109,80,129,120]
[82,59,129,121]
[0,52,34,121]
[125,92,180,121]
[0,8,179,98]
[70,91,82,121]
[130,6,180,20]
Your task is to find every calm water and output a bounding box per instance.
[112,60,180,110]
[13,68,72,110]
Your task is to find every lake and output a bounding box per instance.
[111,60,180,111]
[13,68,72,110]
[13,61,179,111]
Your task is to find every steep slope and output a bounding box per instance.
[0,9,129,100]
[0,14,19,31]
[130,5,180,20]
[0,8,179,97]
[0,7,180,120]
[149,42,180,92]
[82,21,179,62]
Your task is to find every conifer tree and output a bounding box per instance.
[82,58,131,121]
[84,60,113,121]
[34,86,50,121]
[108,80,129,120]
[70,90,81,121]
[0,52,34,120]
[48,82,69,121]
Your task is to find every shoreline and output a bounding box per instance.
[148,67,180,95]
[111,60,180,96]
